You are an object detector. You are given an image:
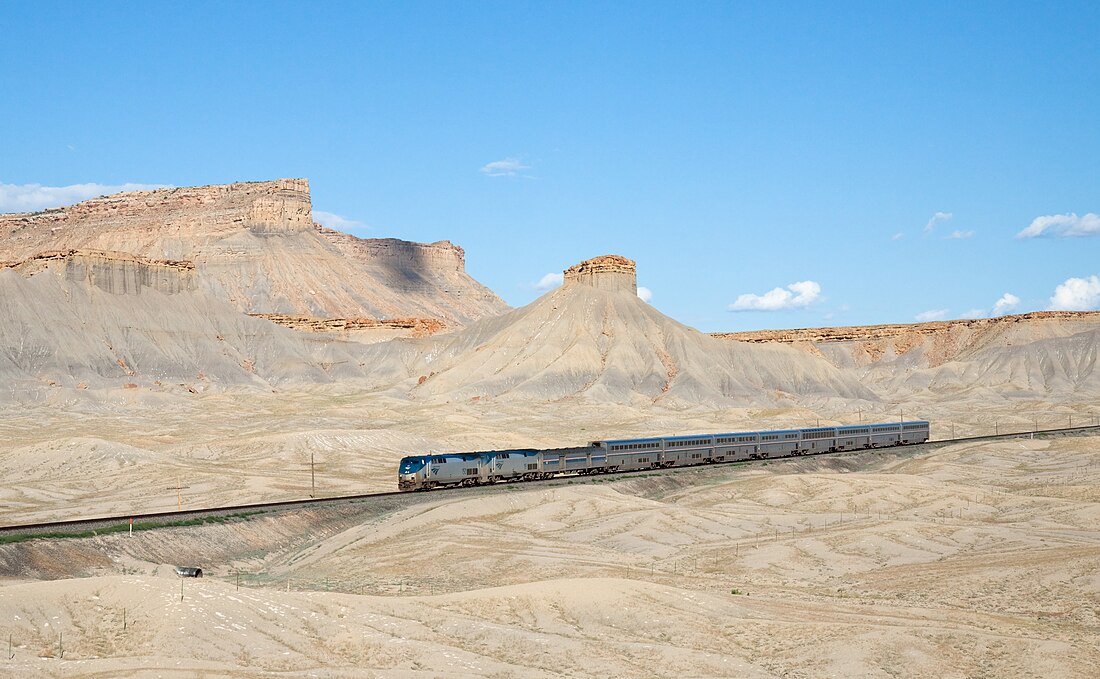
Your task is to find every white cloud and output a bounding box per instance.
[480,157,531,177]
[1017,212,1100,238]
[992,292,1020,316]
[313,210,365,231]
[915,309,949,322]
[0,181,170,213]
[1048,275,1100,311]
[534,272,563,290]
[959,292,1022,320]
[923,211,952,234]
[945,230,974,239]
[637,286,652,303]
[729,280,822,312]
[891,232,904,241]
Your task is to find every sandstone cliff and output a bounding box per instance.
[563,254,637,293]
[0,179,508,323]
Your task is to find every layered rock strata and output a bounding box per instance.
[713,311,1100,345]
[0,179,508,323]
[563,254,637,293]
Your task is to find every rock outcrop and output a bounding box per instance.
[2,249,195,295]
[563,254,637,294]
[0,179,508,323]
[714,312,1100,346]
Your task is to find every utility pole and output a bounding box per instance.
[310,452,316,499]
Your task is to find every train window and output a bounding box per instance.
[464,468,477,475]
[527,463,538,470]
[433,456,446,463]
[500,453,510,459]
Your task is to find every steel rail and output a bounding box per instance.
[2,424,1097,538]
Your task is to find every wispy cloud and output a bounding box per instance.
[915,309,949,322]
[891,232,904,241]
[960,308,987,319]
[923,211,952,234]
[480,157,531,177]
[1048,275,1100,311]
[637,286,653,303]
[0,181,170,213]
[1017,212,1100,238]
[729,280,822,312]
[313,210,365,231]
[945,230,974,239]
[534,272,563,290]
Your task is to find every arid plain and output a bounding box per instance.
[1,181,1098,677]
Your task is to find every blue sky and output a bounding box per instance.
[2,1,1097,331]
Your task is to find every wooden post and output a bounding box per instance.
[58,632,62,659]
[236,571,240,591]
[123,608,126,631]
[180,578,184,602]
[310,452,316,499]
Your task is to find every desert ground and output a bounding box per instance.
[1,431,1098,678]
[0,390,1094,526]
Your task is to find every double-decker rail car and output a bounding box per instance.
[397,421,930,491]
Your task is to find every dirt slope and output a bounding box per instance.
[0,250,372,396]
[357,257,875,406]
[717,312,1100,400]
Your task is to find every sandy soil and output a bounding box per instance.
[0,386,1095,525]
[0,434,1097,677]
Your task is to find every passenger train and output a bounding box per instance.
[397,420,931,491]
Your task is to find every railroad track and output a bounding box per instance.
[2,424,1098,541]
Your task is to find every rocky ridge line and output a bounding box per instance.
[712,311,1100,344]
